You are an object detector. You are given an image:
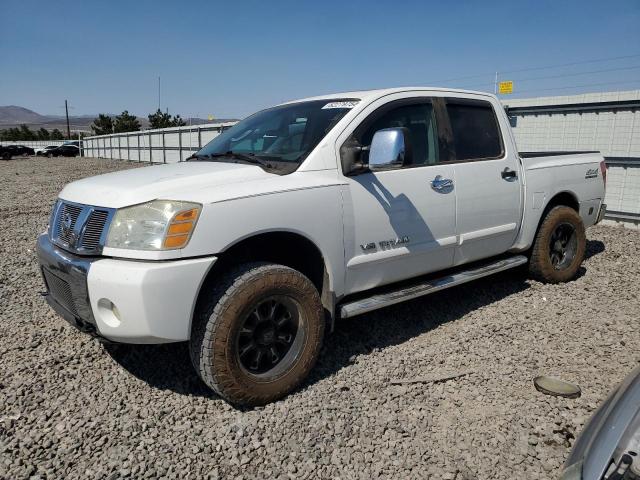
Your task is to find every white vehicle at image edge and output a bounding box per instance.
[34,145,60,156]
[36,87,607,406]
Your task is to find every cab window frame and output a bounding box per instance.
[441,97,506,163]
[341,97,451,175]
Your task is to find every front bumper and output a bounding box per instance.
[37,233,101,336]
[36,234,216,344]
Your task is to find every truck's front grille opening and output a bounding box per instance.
[80,209,109,250]
[42,269,78,316]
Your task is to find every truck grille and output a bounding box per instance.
[43,269,78,315]
[50,201,115,255]
[81,210,109,250]
[55,203,83,244]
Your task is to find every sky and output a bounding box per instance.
[1,0,639,119]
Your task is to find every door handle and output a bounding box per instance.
[431,175,454,191]
[501,168,517,180]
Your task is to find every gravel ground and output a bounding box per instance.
[1,156,639,480]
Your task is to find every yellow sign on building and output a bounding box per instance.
[499,81,514,94]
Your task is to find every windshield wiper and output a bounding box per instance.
[208,151,267,166]
[186,153,210,161]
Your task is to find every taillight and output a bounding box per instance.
[600,160,607,188]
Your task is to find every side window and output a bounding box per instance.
[446,100,503,161]
[359,102,439,167]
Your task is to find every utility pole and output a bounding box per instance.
[158,76,161,112]
[494,72,498,95]
[65,100,71,139]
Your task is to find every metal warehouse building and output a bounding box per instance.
[504,90,640,157]
[504,90,640,226]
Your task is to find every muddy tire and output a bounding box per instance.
[189,262,324,407]
[529,206,586,283]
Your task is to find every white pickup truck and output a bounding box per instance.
[37,87,606,406]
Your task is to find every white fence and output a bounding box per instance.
[602,159,640,228]
[1,140,66,148]
[81,122,236,164]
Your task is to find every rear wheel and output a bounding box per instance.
[190,262,324,406]
[529,206,586,283]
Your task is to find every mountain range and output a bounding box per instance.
[0,106,235,132]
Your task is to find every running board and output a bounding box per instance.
[339,255,528,319]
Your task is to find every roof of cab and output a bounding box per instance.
[278,87,496,105]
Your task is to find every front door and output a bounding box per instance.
[341,98,457,294]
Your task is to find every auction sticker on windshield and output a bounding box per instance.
[322,100,359,109]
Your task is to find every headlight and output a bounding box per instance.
[106,200,201,250]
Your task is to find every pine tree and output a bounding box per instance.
[148,109,187,129]
[91,114,114,135]
[113,111,141,133]
[50,129,64,140]
[37,128,50,140]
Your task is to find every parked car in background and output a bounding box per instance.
[6,145,35,156]
[37,87,607,406]
[0,145,12,160]
[35,145,61,156]
[562,365,640,480]
[46,145,79,157]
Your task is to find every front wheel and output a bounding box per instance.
[190,262,324,406]
[529,206,586,283]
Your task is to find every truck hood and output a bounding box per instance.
[58,161,280,208]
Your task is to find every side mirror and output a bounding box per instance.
[368,127,412,171]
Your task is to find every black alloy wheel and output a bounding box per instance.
[528,205,586,283]
[236,296,302,376]
[548,222,578,270]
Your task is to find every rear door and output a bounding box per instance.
[444,97,523,265]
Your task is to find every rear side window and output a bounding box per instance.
[446,100,503,161]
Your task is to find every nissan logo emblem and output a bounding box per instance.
[61,213,73,233]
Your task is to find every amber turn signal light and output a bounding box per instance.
[164,234,190,248]
[167,222,193,235]
[174,208,198,222]
[162,207,200,249]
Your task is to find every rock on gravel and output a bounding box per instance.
[1,156,639,479]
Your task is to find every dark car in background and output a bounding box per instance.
[46,145,79,157]
[0,145,12,160]
[0,145,35,159]
[562,365,640,479]
[6,145,35,156]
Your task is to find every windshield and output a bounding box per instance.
[191,99,358,174]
